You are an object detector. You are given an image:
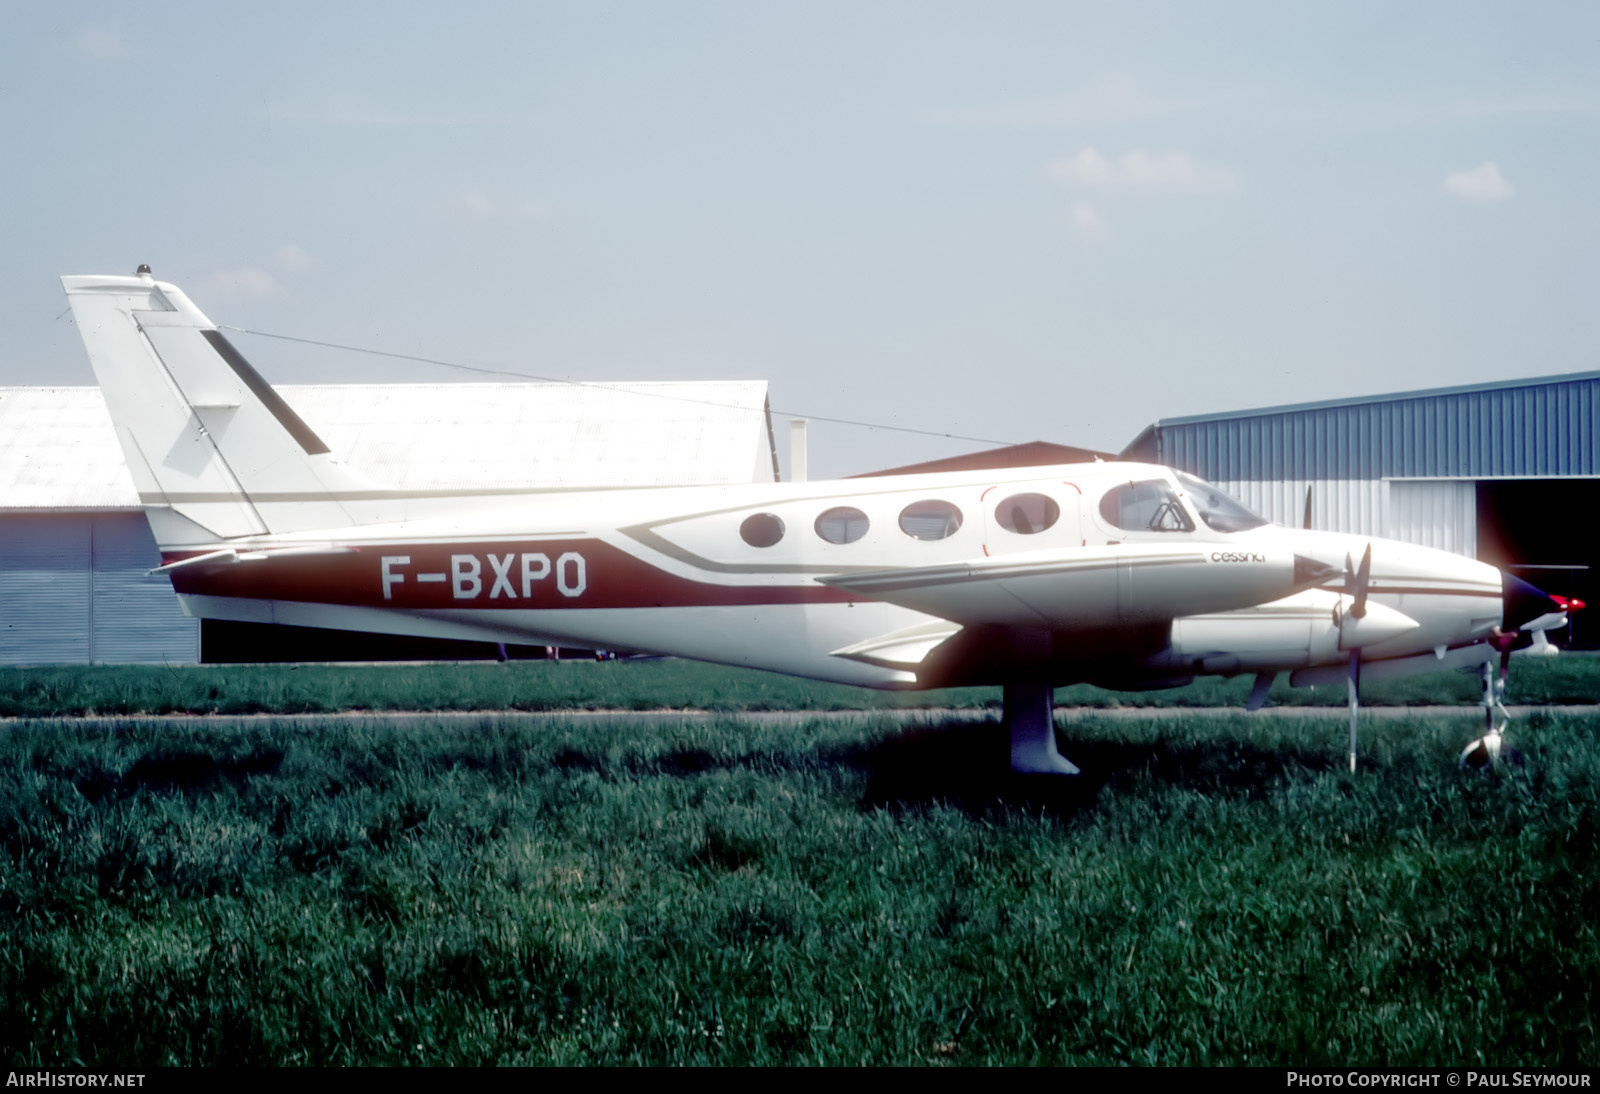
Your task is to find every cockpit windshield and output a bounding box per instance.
[1175,472,1269,533]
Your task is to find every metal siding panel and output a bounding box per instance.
[1356,403,1369,476]
[1515,388,1528,473]
[1417,399,1432,477]
[1525,388,1537,474]
[90,514,199,664]
[1343,408,1356,479]
[1414,396,1427,473]
[1576,382,1587,473]
[1360,404,1374,479]
[1564,385,1577,472]
[1473,393,1485,473]
[1146,373,1600,484]
[1510,388,1523,473]
[0,515,92,665]
[1537,387,1552,475]
[1326,410,1338,478]
[1349,406,1360,478]
[1584,383,1594,474]
[1399,402,1413,477]
[1479,392,1493,476]
[1451,395,1463,476]
[1216,478,1388,539]
[1580,384,1592,474]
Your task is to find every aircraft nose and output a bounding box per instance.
[1502,572,1562,632]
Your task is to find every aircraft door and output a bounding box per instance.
[1089,477,1197,620]
[981,482,1084,557]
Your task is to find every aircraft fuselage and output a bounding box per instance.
[160,462,1504,690]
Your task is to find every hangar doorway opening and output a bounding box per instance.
[199,621,574,663]
[1476,479,1599,650]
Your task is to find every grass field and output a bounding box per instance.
[3,653,1599,718]
[2,689,1597,1064]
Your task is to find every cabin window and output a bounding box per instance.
[739,512,786,548]
[815,506,870,544]
[898,499,963,541]
[994,492,1060,535]
[1099,480,1194,533]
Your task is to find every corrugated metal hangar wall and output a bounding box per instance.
[0,512,198,665]
[1124,370,1600,645]
[1,381,778,666]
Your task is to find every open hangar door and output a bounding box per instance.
[1476,479,1600,650]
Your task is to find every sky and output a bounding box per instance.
[3,2,1598,480]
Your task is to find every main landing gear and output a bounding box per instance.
[1005,682,1080,775]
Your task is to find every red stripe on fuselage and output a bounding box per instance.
[165,539,855,610]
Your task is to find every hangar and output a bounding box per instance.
[0,381,777,665]
[1123,369,1600,647]
[6,368,1597,663]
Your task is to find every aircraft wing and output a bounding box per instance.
[819,542,1330,631]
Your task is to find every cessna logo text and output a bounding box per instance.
[381,553,587,600]
[1211,551,1266,563]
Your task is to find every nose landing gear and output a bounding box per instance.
[1460,642,1522,770]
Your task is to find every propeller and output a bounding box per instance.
[1344,543,1372,620]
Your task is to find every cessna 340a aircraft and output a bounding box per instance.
[62,269,1577,775]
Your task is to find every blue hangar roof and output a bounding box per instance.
[1121,369,1600,482]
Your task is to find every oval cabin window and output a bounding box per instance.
[815,506,870,545]
[739,512,786,548]
[898,500,963,541]
[994,493,1060,535]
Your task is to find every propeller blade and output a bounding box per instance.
[1345,544,1373,620]
[1303,485,1314,531]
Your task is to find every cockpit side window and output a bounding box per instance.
[1099,480,1194,533]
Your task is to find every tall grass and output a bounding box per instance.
[1,708,1595,1065]
[2,655,1596,719]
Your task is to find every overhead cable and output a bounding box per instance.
[218,325,1016,448]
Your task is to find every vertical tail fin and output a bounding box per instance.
[62,271,373,546]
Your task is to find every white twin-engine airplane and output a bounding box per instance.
[63,270,1575,775]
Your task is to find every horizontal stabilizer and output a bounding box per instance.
[149,544,359,576]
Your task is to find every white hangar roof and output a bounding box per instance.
[0,381,777,510]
